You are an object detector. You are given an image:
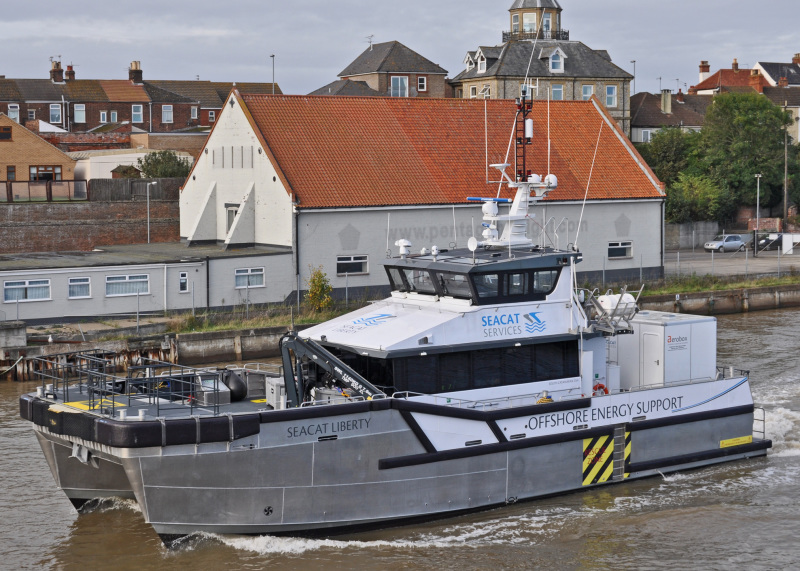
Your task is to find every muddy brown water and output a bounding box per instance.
[2,308,798,570]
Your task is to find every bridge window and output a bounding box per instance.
[437,272,472,299]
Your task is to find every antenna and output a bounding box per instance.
[574,121,604,249]
[657,76,662,91]
[366,35,374,50]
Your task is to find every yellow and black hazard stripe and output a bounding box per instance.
[623,430,631,479]
[583,434,614,486]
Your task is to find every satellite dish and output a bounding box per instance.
[468,237,479,252]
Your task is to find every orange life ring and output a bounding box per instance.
[593,383,609,396]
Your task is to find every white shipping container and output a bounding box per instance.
[617,311,717,390]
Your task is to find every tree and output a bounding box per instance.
[697,93,793,207]
[136,150,192,179]
[638,127,698,187]
[304,266,333,312]
[665,173,736,224]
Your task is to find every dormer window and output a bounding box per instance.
[478,56,486,73]
[550,52,563,73]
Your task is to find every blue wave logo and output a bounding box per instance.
[523,312,546,333]
[353,313,394,327]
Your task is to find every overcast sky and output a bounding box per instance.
[2,0,798,95]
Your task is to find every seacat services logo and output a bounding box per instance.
[524,312,546,333]
[333,313,395,335]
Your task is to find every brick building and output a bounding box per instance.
[311,41,449,98]
[0,113,77,187]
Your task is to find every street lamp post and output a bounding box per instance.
[146,182,157,244]
[755,173,762,257]
[270,54,275,94]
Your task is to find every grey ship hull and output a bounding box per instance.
[31,384,770,537]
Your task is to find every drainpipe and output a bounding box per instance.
[164,264,168,315]
[149,102,152,133]
[61,95,67,130]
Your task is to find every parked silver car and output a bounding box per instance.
[704,234,745,252]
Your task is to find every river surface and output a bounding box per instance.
[2,308,798,570]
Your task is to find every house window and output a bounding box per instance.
[74,104,85,123]
[606,85,618,107]
[582,85,594,100]
[477,56,486,73]
[235,268,265,289]
[523,13,536,32]
[0,126,11,140]
[132,104,143,123]
[512,14,519,33]
[552,84,563,100]
[8,104,19,122]
[4,279,51,302]
[179,272,189,293]
[542,13,552,32]
[162,105,173,123]
[608,241,632,259]
[208,110,216,122]
[337,255,368,275]
[550,53,563,72]
[418,76,427,92]
[50,104,61,124]
[191,106,198,120]
[226,205,239,232]
[27,109,36,121]
[29,166,62,181]
[100,111,107,123]
[68,277,91,299]
[390,76,408,97]
[482,84,491,99]
[7,166,15,181]
[105,274,149,296]
[110,111,118,122]
[470,86,478,98]
[641,130,652,143]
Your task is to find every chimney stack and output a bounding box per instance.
[793,53,800,65]
[50,60,64,83]
[779,76,789,88]
[65,65,75,81]
[676,89,685,103]
[732,58,739,72]
[129,61,143,84]
[699,60,710,82]
[660,89,672,114]
[749,69,764,93]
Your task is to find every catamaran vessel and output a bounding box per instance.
[20,91,771,542]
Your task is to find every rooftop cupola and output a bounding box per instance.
[505,0,568,43]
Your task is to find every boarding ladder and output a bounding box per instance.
[612,425,628,481]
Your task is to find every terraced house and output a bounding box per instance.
[0,60,280,134]
[450,0,633,135]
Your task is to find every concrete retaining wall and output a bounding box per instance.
[665,221,720,250]
[641,284,800,315]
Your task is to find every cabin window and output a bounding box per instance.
[4,279,51,302]
[437,272,472,299]
[337,255,368,275]
[506,273,528,296]
[400,268,437,295]
[387,267,409,292]
[474,273,500,298]
[68,277,91,299]
[74,104,85,123]
[608,241,632,259]
[391,340,579,395]
[105,274,149,296]
[533,270,559,293]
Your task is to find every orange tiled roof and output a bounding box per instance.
[691,68,768,92]
[99,80,149,102]
[239,94,663,209]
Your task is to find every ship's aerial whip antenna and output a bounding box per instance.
[574,121,604,249]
